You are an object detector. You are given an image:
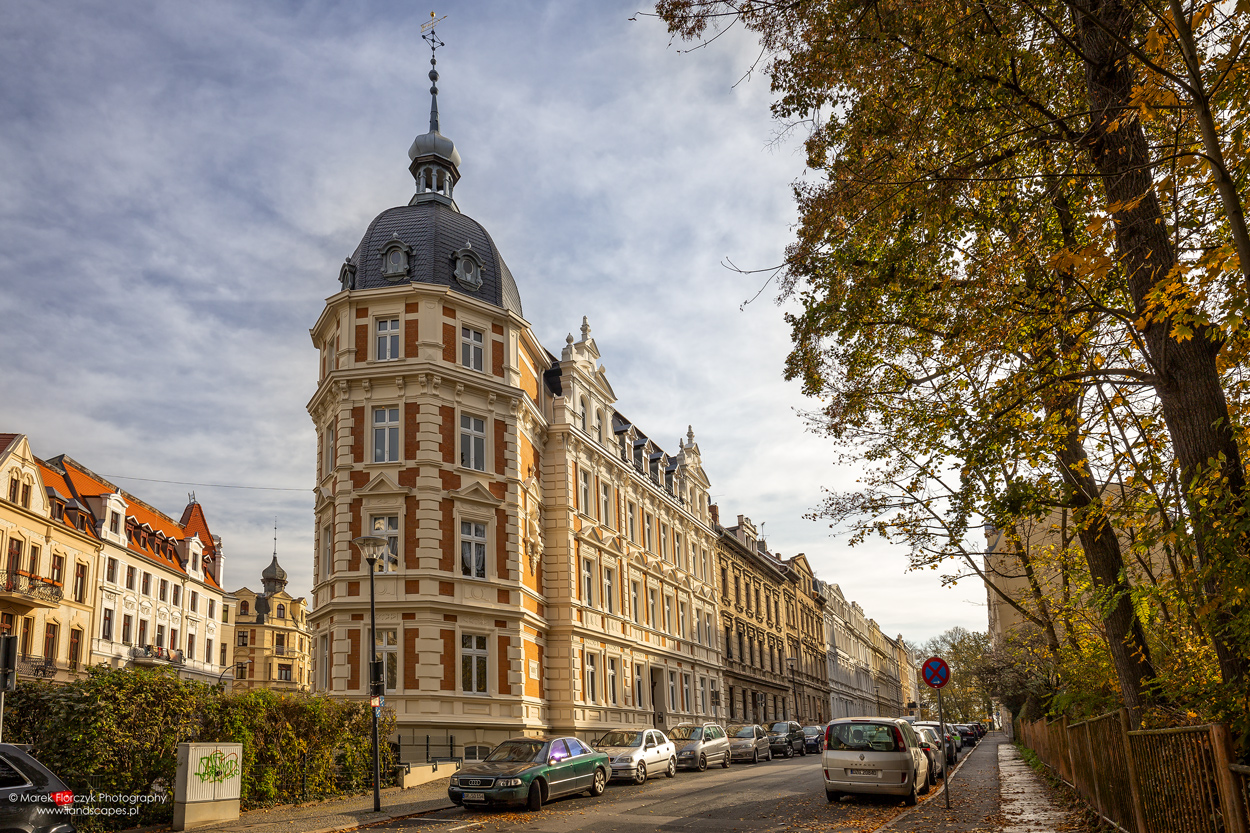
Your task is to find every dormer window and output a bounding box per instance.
[380,236,411,281]
[451,245,484,291]
[338,259,356,291]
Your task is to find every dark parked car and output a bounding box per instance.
[0,744,77,833]
[767,721,807,758]
[802,725,826,753]
[956,725,978,747]
[449,737,609,811]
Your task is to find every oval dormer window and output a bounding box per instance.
[452,246,483,291]
[380,238,410,281]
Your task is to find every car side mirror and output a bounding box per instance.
[549,756,558,766]
[920,742,931,750]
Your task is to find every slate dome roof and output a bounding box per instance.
[262,555,287,582]
[346,200,523,315]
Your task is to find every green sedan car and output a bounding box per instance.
[448,736,610,811]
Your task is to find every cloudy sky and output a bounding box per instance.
[0,0,986,644]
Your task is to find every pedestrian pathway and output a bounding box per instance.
[190,774,456,833]
[998,743,1069,832]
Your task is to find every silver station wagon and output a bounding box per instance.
[822,717,931,805]
[668,722,732,771]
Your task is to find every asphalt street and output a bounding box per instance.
[367,752,924,833]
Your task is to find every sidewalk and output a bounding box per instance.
[190,774,456,833]
[998,743,1070,833]
[881,732,1006,832]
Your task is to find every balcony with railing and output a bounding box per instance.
[0,571,63,610]
[130,645,185,666]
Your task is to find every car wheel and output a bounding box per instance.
[634,760,647,784]
[826,789,841,803]
[752,749,759,764]
[927,760,938,786]
[785,745,794,758]
[904,779,918,807]
[666,757,677,778]
[799,744,807,757]
[721,751,731,769]
[589,767,607,797]
[527,782,543,812]
[697,754,707,772]
[766,748,773,761]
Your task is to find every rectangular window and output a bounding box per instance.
[634,663,645,708]
[43,623,58,661]
[461,634,488,693]
[460,522,487,578]
[376,318,400,361]
[238,630,249,646]
[668,670,677,711]
[278,663,293,681]
[28,545,39,575]
[581,559,594,605]
[607,657,618,705]
[172,584,180,606]
[20,483,29,508]
[170,628,179,651]
[461,326,484,371]
[630,581,640,622]
[720,566,728,596]
[377,628,398,692]
[323,421,336,476]
[459,414,486,470]
[190,591,199,613]
[50,555,64,584]
[584,653,597,702]
[208,599,216,619]
[660,523,669,560]
[600,483,612,526]
[109,512,121,534]
[675,532,683,570]
[122,614,133,645]
[69,629,81,671]
[156,624,166,648]
[371,515,400,572]
[627,503,637,542]
[373,407,400,463]
[683,673,691,711]
[700,677,708,714]
[321,525,333,579]
[187,632,196,661]
[663,595,672,633]
[679,601,687,639]
[101,608,113,641]
[73,564,87,602]
[579,471,591,514]
[724,626,732,659]
[141,572,150,596]
[6,478,16,503]
[647,588,657,627]
[644,515,653,552]
[138,619,148,647]
[106,558,117,583]
[220,643,227,666]
[603,567,615,614]
[124,565,135,590]
[19,617,32,657]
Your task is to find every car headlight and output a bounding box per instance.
[450,777,459,786]
[614,755,635,764]
[497,778,523,788]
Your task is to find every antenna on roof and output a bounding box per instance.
[188,491,196,504]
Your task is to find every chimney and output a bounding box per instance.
[709,504,720,525]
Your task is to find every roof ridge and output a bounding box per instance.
[58,455,187,533]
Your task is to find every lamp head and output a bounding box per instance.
[352,535,390,567]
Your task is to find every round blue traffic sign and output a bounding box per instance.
[922,656,950,689]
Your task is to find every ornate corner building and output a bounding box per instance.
[231,556,312,690]
[307,55,723,758]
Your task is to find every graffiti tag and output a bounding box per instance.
[194,750,240,784]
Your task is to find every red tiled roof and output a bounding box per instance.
[34,460,100,541]
[179,501,222,589]
[0,434,19,456]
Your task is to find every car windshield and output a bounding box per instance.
[827,723,902,753]
[597,731,643,748]
[769,722,790,734]
[728,725,755,739]
[484,740,545,763]
[668,726,703,741]
[803,727,823,736]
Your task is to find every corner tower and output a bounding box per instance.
[307,27,551,757]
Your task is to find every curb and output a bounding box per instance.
[868,739,982,833]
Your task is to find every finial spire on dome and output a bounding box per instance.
[422,13,445,134]
[409,13,461,207]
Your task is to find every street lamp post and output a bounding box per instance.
[218,659,251,686]
[786,656,798,722]
[353,533,390,815]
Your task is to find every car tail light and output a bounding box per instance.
[52,791,74,806]
[893,726,906,750]
[823,768,830,779]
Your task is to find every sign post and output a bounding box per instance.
[922,656,951,809]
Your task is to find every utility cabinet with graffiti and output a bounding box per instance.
[173,743,244,830]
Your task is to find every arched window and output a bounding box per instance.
[240,601,249,615]
[277,603,286,619]
[595,410,604,444]
[580,398,588,432]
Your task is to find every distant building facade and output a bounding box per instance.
[232,556,311,690]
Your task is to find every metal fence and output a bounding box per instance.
[1016,710,1248,833]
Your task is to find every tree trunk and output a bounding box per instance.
[1073,0,1249,692]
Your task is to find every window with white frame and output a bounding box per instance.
[461,521,487,578]
[579,398,588,432]
[373,407,400,463]
[581,559,594,605]
[371,515,399,572]
[700,677,708,714]
[377,628,398,691]
[323,421,336,476]
[660,523,669,560]
[595,411,604,444]
[376,318,400,361]
[603,567,615,614]
[700,548,709,582]
[460,414,486,470]
[607,657,618,705]
[648,588,657,627]
[630,581,640,622]
[461,634,488,693]
[321,526,332,580]
[635,663,645,707]
[668,670,677,711]
[584,653,598,702]
[663,595,672,633]
[627,503,637,542]
[461,327,484,371]
[683,673,691,711]
[644,514,653,552]
[675,532,683,570]
[579,471,592,514]
[600,483,612,526]
[678,600,687,639]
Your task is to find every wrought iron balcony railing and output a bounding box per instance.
[130,645,185,665]
[0,571,64,604]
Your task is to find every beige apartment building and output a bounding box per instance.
[232,556,311,690]
[777,552,831,724]
[307,69,721,760]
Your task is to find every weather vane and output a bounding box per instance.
[421,11,448,133]
[422,11,447,52]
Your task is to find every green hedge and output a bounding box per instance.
[1,667,396,829]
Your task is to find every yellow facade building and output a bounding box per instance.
[231,557,311,690]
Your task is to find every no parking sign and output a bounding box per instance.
[922,656,953,808]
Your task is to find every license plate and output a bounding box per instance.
[848,769,878,776]
[462,792,486,801]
